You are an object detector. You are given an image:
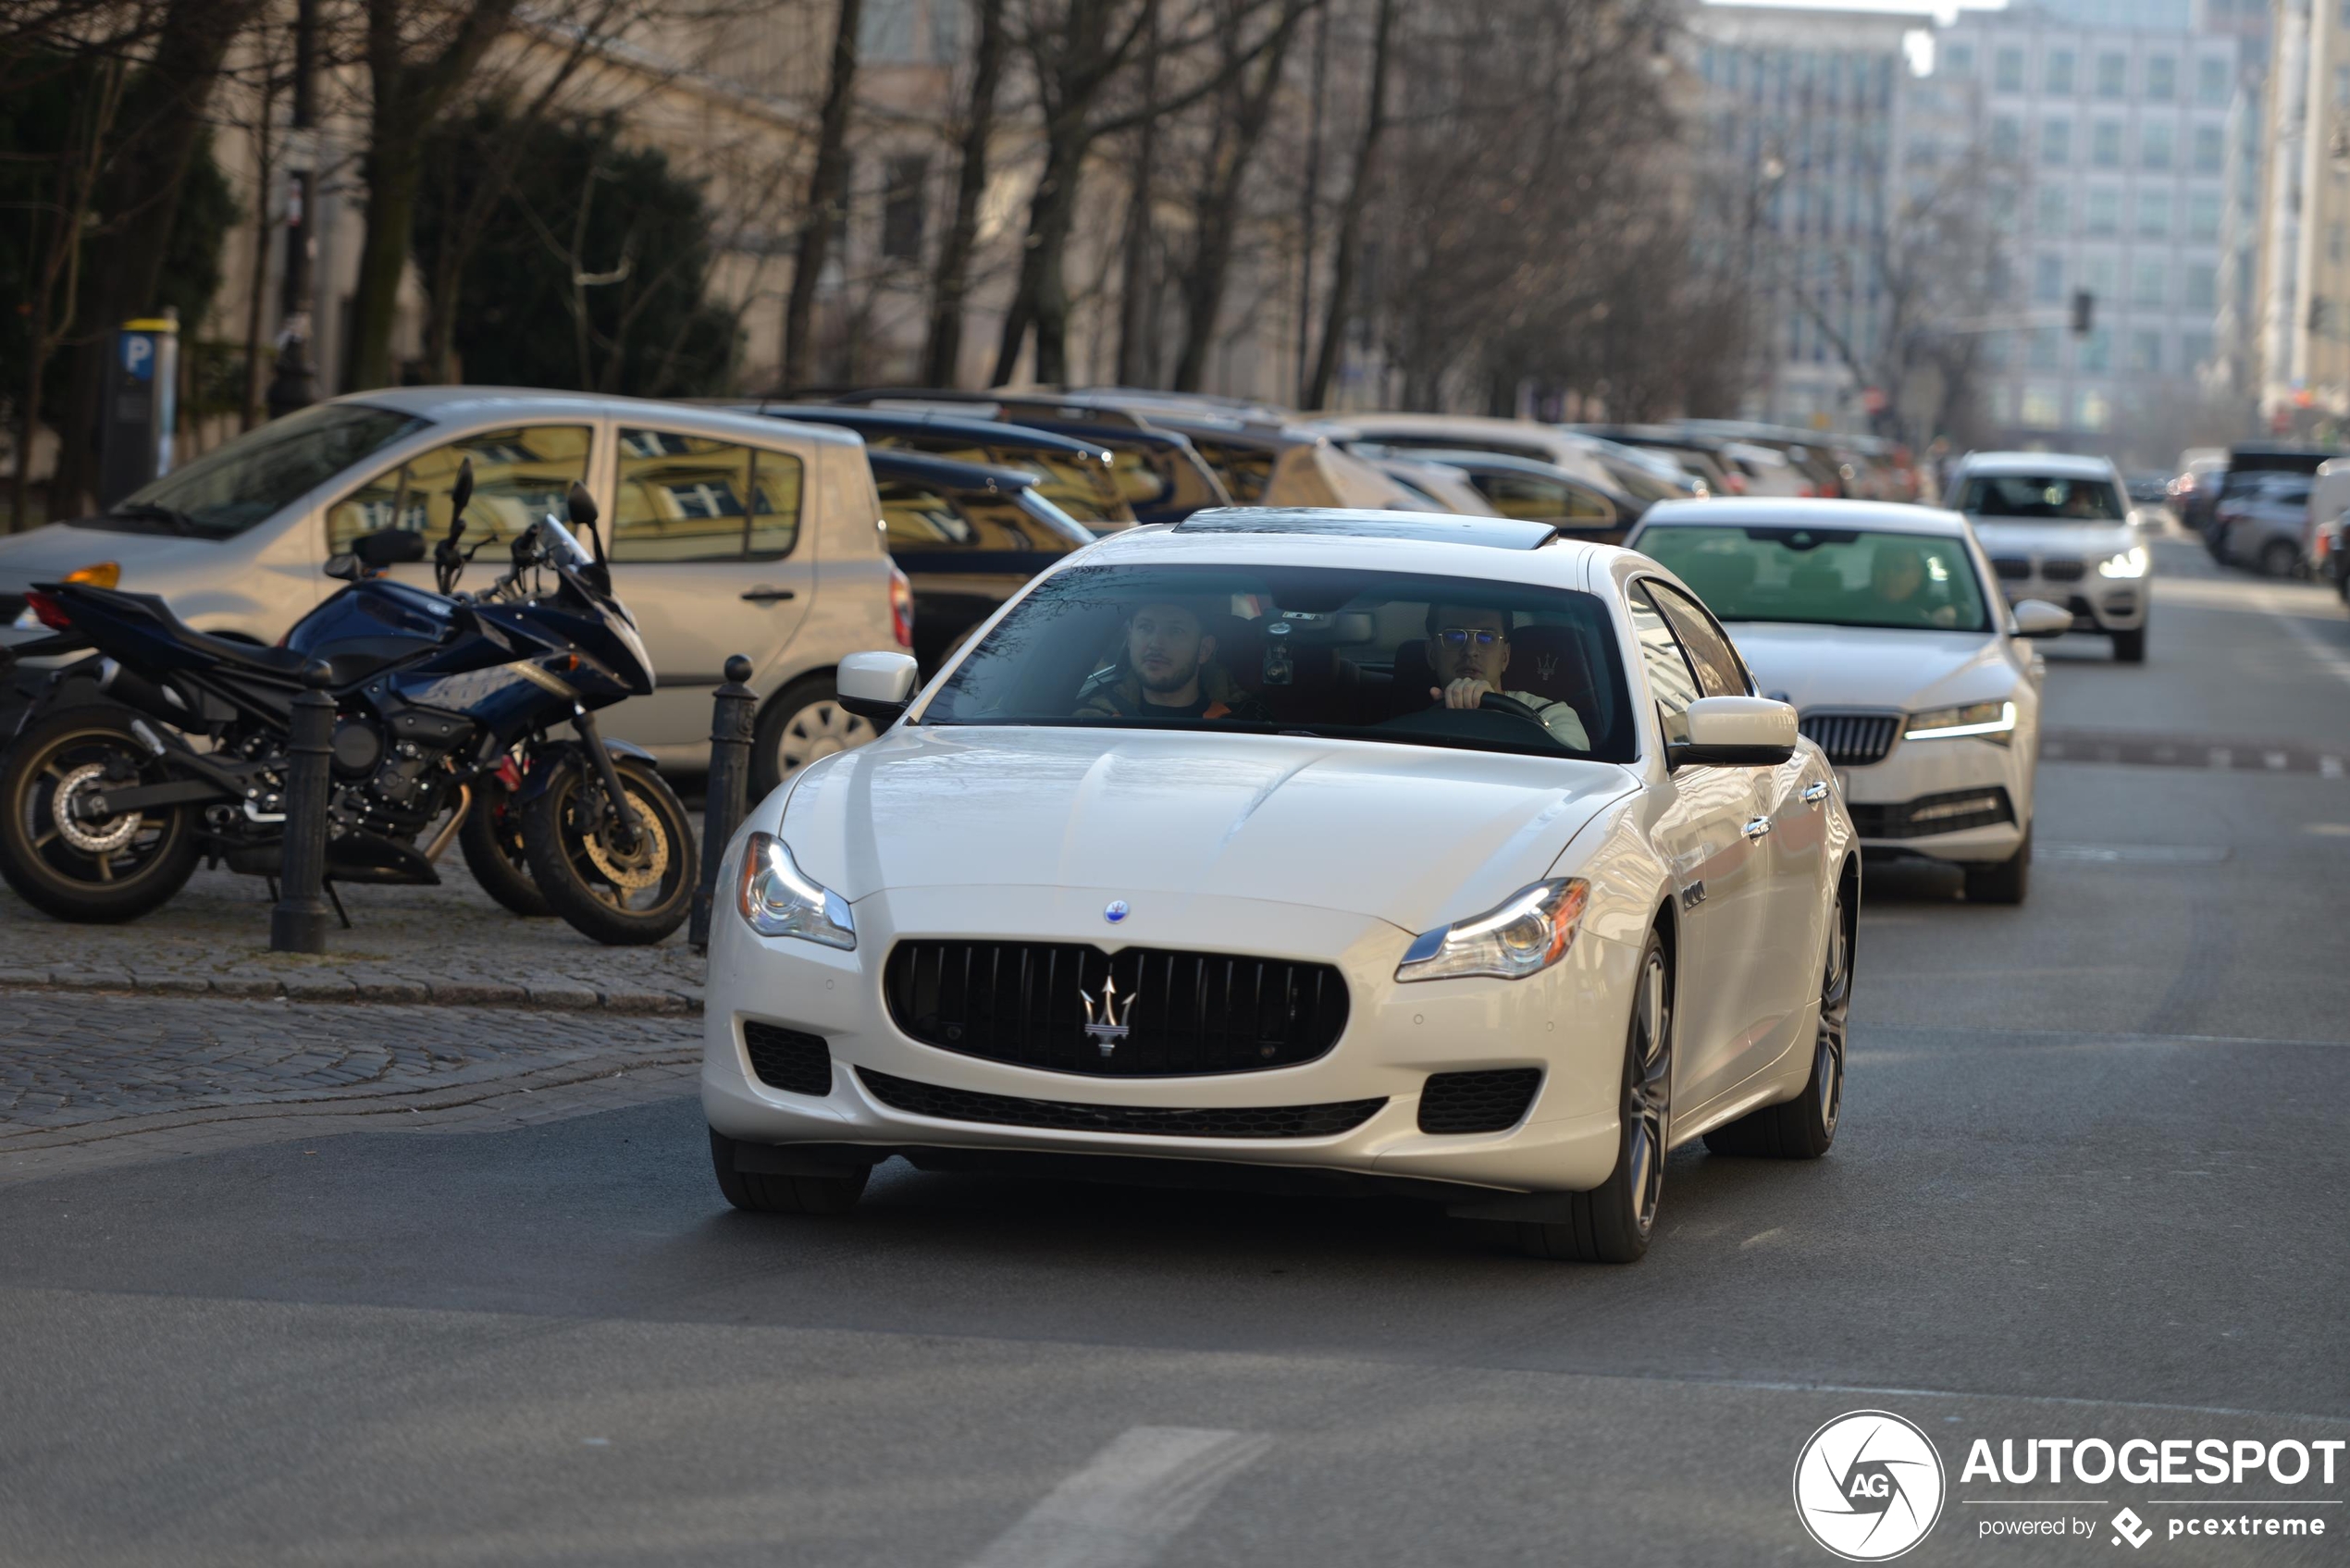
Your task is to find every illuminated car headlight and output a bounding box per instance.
[736,832,855,948]
[1903,699,2017,744]
[2096,546,2148,578]
[1396,878,1588,982]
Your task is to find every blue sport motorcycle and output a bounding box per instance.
[0,466,697,945]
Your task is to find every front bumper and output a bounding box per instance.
[1829,728,2029,866]
[1991,564,2146,632]
[701,878,1644,1196]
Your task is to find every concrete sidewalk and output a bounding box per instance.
[0,854,706,1013]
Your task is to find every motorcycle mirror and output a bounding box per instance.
[566,483,599,531]
[325,552,363,581]
[353,528,427,567]
[451,457,475,523]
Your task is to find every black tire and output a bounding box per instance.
[1515,929,1673,1264]
[2259,538,2301,579]
[521,753,697,945]
[709,1129,869,1215]
[0,708,202,922]
[456,775,550,916]
[749,674,876,800]
[1704,883,1851,1160]
[2110,626,2146,663]
[1963,822,2031,906]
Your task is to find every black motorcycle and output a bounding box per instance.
[0,469,697,945]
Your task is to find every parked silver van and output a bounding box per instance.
[0,389,908,793]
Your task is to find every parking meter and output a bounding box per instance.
[97,316,179,511]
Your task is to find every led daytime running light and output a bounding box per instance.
[1903,699,2017,741]
[1396,878,1589,983]
[2096,546,2149,579]
[736,832,856,948]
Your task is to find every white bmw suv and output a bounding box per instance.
[1942,451,2152,663]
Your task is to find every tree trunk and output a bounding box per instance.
[921,0,1007,387]
[346,119,426,389]
[1170,3,1305,392]
[1306,0,1392,410]
[990,126,1085,386]
[1112,0,1160,387]
[47,0,258,513]
[781,0,863,391]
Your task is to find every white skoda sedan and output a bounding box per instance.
[702,510,1858,1263]
[1626,499,2069,905]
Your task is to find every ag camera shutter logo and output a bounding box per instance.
[1793,1410,1947,1561]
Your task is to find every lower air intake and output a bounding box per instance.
[743,1020,833,1096]
[857,1067,1383,1140]
[1417,1068,1543,1133]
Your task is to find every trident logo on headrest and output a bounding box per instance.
[1081,973,1137,1056]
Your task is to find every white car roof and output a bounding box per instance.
[1953,451,2119,480]
[333,387,866,451]
[1075,508,1616,592]
[1634,498,1972,537]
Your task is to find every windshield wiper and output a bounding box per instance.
[104,501,203,535]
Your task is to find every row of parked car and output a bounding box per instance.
[2171,442,2350,599]
[0,387,1925,793]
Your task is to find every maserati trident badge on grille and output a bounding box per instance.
[1081,975,1136,1056]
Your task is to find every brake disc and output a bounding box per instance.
[51,762,143,854]
[581,786,669,890]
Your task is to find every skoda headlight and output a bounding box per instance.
[2096,546,2149,578]
[736,832,855,949]
[1903,699,2017,744]
[1396,878,1588,983]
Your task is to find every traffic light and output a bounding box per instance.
[2071,289,2095,337]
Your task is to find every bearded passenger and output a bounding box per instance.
[1075,600,1270,722]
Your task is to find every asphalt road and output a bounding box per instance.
[3,537,2346,1568]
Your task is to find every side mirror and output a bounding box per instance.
[353,528,426,567]
[1669,696,1798,769]
[835,650,920,726]
[2011,599,2072,638]
[566,482,599,531]
[451,456,475,522]
[324,552,362,582]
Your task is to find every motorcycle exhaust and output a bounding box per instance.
[423,784,473,865]
[96,659,200,728]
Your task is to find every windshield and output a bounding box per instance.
[1638,525,1992,633]
[96,404,427,537]
[922,562,1637,763]
[1958,474,2126,521]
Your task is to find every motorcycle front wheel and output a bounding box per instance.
[457,775,550,917]
[0,708,203,922]
[520,754,696,945]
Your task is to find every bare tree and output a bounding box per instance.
[1166,0,1312,390]
[780,0,863,389]
[1303,0,1389,409]
[921,0,1009,386]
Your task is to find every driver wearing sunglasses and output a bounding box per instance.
[1425,605,1589,748]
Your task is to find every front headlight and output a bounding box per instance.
[1903,699,2017,743]
[736,832,855,948]
[2096,546,2148,578]
[1396,878,1588,983]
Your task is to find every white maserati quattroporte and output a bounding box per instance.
[1626,499,2068,906]
[702,510,1858,1262]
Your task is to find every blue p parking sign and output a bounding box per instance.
[120,332,156,381]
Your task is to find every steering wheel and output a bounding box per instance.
[1478,691,1548,724]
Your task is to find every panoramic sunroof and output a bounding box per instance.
[1169,508,1563,549]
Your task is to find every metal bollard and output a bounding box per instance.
[690,654,757,951]
[269,659,337,954]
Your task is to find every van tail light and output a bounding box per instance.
[23,590,71,631]
[1795,481,1816,498]
[887,563,914,649]
[1725,473,1748,495]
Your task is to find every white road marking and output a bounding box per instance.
[963,1426,1272,1568]
[2253,587,2350,692]
[2265,750,2289,771]
[2323,757,2345,779]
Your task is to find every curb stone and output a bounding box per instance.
[0,970,706,1015]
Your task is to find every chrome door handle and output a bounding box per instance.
[740,587,797,602]
[1742,816,1773,839]
[1801,781,1830,804]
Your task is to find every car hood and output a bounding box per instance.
[1964,518,2136,559]
[773,727,1639,932]
[1725,623,2016,713]
[0,522,228,590]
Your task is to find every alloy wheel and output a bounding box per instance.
[1625,945,1673,1236]
[774,698,872,782]
[1816,896,1849,1137]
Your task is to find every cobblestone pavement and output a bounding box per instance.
[0,991,703,1182]
[0,852,706,1012]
